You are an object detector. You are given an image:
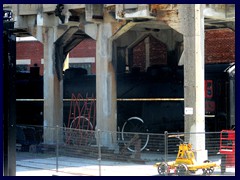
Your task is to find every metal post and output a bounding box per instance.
[164,131,168,162]
[3,17,16,176]
[97,129,101,176]
[221,154,226,174]
[56,125,59,172]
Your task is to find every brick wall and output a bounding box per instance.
[69,38,96,57]
[132,29,235,71]
[132,35,168,72]
[205,28,235,64]
[16,38,96,75]
[69,38,96,74]
[16,41,43,75]
[149,35,167,66]
[132,40,146,72]
[16,28,235,76]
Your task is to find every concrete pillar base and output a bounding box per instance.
[95,129,117,150]
[194,150,208,163]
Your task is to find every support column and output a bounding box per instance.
[183,4,207,161]
[43,26,63,144]
[95,23,116,148]
[3,23,16,176]
[36,12,43,42]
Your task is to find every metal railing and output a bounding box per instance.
[15,125,235,176]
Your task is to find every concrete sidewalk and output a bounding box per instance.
[16,153,235,176]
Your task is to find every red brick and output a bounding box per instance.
[205,28,235,64]
[16,28,235,76]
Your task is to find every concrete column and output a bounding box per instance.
[95,23,116,148]
[43,26,63,144]
[36,12,43,43]
[183,4,207,161]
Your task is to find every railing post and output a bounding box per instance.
[164,131,168,163]
[56,125,59,173]
[97,129,101,176]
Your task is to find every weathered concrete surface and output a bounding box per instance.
[16,152,235,176]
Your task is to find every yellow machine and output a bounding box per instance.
[154,135,217,176]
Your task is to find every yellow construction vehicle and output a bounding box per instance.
[154,135,217,176]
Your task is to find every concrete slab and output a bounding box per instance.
[16,154,235,176]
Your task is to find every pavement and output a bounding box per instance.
[16,152,235,176]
